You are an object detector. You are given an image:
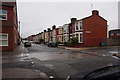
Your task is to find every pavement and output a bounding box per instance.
[2,43,28,55]
[58,45,120,50]
[2,43,49,79]
[58,45,120,57]
[2,68,40,78]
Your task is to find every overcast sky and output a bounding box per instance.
[16,0,119,38]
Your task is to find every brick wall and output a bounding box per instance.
[83,13,107,47]
[1,26,14,51]
[1,2,19,51]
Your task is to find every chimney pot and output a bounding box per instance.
[71,18,77,23]
[44,30,46,32]
[48,28,51,31]
[52,25,56,30]
[92,10,99,16]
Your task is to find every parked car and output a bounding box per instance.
[35,41,40,44]
[24,41,32,47]
[22,40,27,44]
[47,41,58,47]
[66,65,120,80]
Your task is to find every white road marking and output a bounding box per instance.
[112,56,119,59]
[50,76,54,78]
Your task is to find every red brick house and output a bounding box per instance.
[47,28,51,42]
[51,25,56,42]
[69,18,77,41]
[56,28,59,42]
[57,26,64,42]
[0,2,20,51]
[74,10,107,47]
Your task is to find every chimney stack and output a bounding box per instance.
[44,30,46,32]
[52,25,56,30]
[92,10,99,16]
[48,28,51,31]
[71,18,77,23]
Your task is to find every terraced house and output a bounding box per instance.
[44,30,49,44]
[51,25,56,42]
[63,24,69,42]
[0,2,20,51]
[74,10,107,47]
[47,28,51,42]
[69,18,77,40]
[58,26,64,42]
[28,10,107,47]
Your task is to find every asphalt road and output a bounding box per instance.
[26,44,120,78]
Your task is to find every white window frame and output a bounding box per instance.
[75,32,83,43]
[0,33,8,46]
[117,33,120,36]
[75,21,83,31]
[79,21,83,30]
[111,33,114,36]
[79,33,83,43]
[64,27,66,33]
[75,22,78,31]
[0,9,7,20]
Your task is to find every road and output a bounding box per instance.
[25,44,120,78]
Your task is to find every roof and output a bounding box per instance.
[75,19,83,22]
[2,2,15,7]
[76,10,107,22]
[109,29,120,32]
[81,15,107,22]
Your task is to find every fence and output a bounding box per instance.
[107,38,120,46]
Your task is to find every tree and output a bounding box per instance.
[39,39,44,44]
[71,37,78,46]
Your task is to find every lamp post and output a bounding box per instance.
[19,21,20,35]
[19,21,21,42]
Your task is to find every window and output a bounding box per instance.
[66,27,68,33]
[51,31,52,35]
[0,9,7,20]
[80,22,83,30]
[0,33,8,46]
[51,37,53,41]
[76,34,78,40]
[76,22,78,30]
[60,29,63,34]
[59,29,61,34]
[111,33,114,36]
[64,27,66,33]
[54,30,56,35]
[64,36,66,42]
[117,33,120,36]
[79,33,83,43]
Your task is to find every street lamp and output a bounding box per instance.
[19,21,20,36]
[19,21,21,42]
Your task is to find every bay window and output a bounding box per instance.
[79,33,83,43]
[80,22,83,30]
[76,22,78,30]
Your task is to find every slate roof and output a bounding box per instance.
[2,2,15,7]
